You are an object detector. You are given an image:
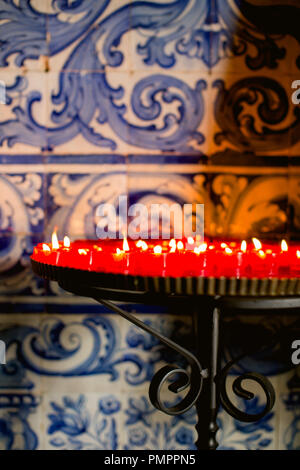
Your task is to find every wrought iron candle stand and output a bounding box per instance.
[31,260,300,450]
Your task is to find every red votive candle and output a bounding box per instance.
[276,240,291,278]
[109,249,130,274]
[137,245,167,276]
[165,240,185,277]
[216,244,238,278]
[87,245,107,272]
[70,247,91,270]
[235,240,248,278]
[175,250,198,277]
[56,247,72,267]
[31,235,300,281]
[195,243,214,277]
[33,243,58,265]
[291,249,300,277]
[241,238,265,278]
[131,240,149,275]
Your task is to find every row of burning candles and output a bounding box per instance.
[31,231,300,278]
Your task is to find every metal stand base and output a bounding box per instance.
[57,280,292,450]
[194,306,220,450]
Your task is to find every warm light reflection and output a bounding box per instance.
[281,239,288,252]
[78,249,88,255]
[258,250,266,259]
[51,230,59,250]
[63,236,70,248]
[154,245,162,254]
[252,238,262,250]
[42,243,50,252]
[297,250,300,259]
[116,248,123,255]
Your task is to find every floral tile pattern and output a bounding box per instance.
[0,0,300,450]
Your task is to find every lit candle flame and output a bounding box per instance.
[225,247,232,254]
[42,243,50,252]
[221,242,227,249]
[93,245,102,252]
[154,245,162,254]
[136,240,148,251]
[252,238,262,250]
[169,239,176,253]
[258,249,266,259]
[187,237,194,245]
[123,238,129,252]
[297,250,300,259]
[241,240,247,253]
[281,239,288,252]
[177,241,184,250]
[78,249,88,255]
[116,248,123,255]
[63,236,70,248]
[194,242,207,254]
[52,230,59,250]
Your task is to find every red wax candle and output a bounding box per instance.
[192,242,209,276]
[165,241,184,277]
[242,239,263,278]
[205,243,218,277]
[166,252,183,276]
[72,247,91,270]
[243,250,266,278]
[33,243,58,265]
[89,245,112,273]
[174,251,197,277]
[56,247,72,267]
[132,240,150,275]
[276,240,290,278]
[31,235,300,281]
[264,249,277,278]
[44,243,60,265]
[137,245,167,276]
[291,249,300,277]
[217,245,238,278]
[235,241,247,278]
[110,249,130,274]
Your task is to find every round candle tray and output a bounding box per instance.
[31,259,300,297]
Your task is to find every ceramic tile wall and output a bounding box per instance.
[0,0,300,450]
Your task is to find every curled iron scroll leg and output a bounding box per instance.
[93,297,207,416]
[218,357,276,422]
